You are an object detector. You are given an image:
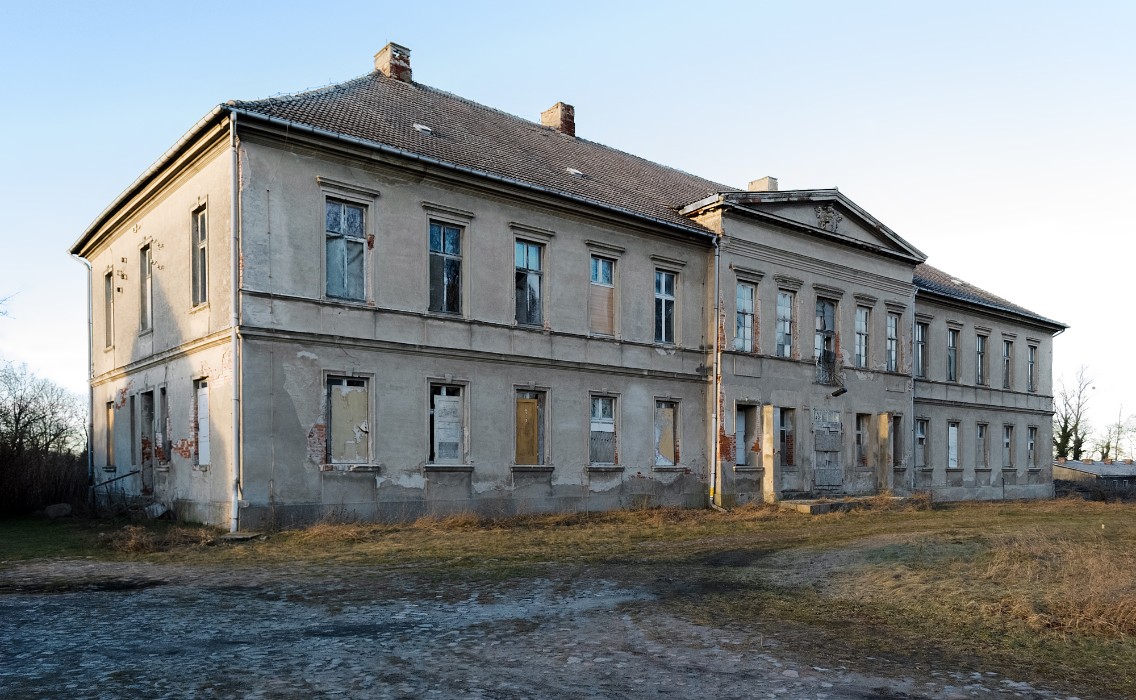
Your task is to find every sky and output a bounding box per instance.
[1,1,1132,437]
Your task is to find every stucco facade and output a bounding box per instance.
[71,45,1065,528]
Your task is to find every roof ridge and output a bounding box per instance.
[229,72,376,107]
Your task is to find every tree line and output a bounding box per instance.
[1053,366,1136,462]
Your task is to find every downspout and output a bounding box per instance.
[710,234,722,507]
[910,287,917,493]
[72,255,95,510]
[229,112,242,533]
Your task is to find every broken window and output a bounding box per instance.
[890,415,903,468]
[735,282,755,352]
[856,414,871,467]
[429,383,465,464]
[589,395,617,464]
[915,419,929,468]
[139,244,152,332]
[1028,426,1038,467]
[514,240,543,326]
[946,328,959,382]
[1002,340,1014,389]
[325,199,366,300]
[976,334,988,385]
[776,290,794,358]
[103,271,114,348]
[1002,424,1015,467]
[976,423,989,468]
[778,407,795,467]
[158,387,171,464]
[429,221,462,314]
[735,405,759,466]
[140,391,155,493]
[654,400,678,466]
[815,298,837,384]
[326,377,370,464]
[105,401,115,468]
[886,312,899,372]
[589,255,616,336]
[192,205,208,306]
[194,379,210,467]
[854,306,870,368]
[515,390,545,465]
[1027,345,1038,392]
[915,322,928,378]
[129,394,138,465]
[947,421,960,468]
[654,270,676,344]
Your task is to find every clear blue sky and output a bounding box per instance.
[1,1,1132,436]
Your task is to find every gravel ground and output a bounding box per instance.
[0,560,1087,700]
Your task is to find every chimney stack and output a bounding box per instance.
[375,43,412,82]
[748,176,778,192]
[541,102,575,137]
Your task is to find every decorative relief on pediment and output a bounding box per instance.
[815,204,843,232]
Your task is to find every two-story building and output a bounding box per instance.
[70,44,1065,528]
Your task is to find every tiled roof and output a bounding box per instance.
[229,72,737,235]
[1054,460,1136,478]
[913,263,1065,328]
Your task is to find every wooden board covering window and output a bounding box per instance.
[515,398,539,464]
[588,283,614,335]
[655,402,676,466]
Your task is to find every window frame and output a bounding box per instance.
[855,413,871,467]
[191,204,208,307]
[854,306,870,368]
[589,394,619,465]
[427,219,465,315]
[428,380,469,465]
[776,290,795,358]
[976,422,989,468]
[1027,344,1038,392]
[778,407,796,468]
[324,198,370,302]
[1027,426,1038,468]
[654,399,680,467]
[105,400,115,469]
[139,243,153,333]
[734,404,760,467]
[514,388,547,466]
[1002,339,1014,389]
[1002,424,1015,468]
[103,270,115,349]
[946,327,959,382]
[325,375,372,466]
[915,322,928,378]
[886,312,900,373]
[588,254,618,337]
[654,268,678,345]
[194,378,210,468]
[734,281,756,353]
[514,239,544,327]
[975,334,988,385]
[915,419,929,468]
[947,421,960,468]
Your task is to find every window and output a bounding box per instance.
[589,396,617,464]
[1002,340,1014,389]
[735,405,759,466]
[326,377,370,464]
[915,419,929,468]
[890,415,903,468]
[1002,424,1015,467]
[1027,345,1038,392]
[103,271,114,348]
[515,390,545,465]
[854,306,870,368]
[976,423,989,468]
[946,328,959,382]
[158,388,171,464]
[325,199,366,300]
[105,401,115,468]
[886,313,899,372]
[654,270,676,344]
[129,394,137,466]
[734,282,756,352]
[915,322,928,378]
[1028,426,1038,467]
[429,221,462,314]
[776,291,794,358]
[139,244,153,332]
[815,298,837,384]
[429,383,465,464]
[589,255,616,336]
[976,334,988,385]
[514,240,543,326]
[191,206,208,306]
[855,414,871,467]
[947,421,960,468]
[778,408,796,467]
[194,379,210,467]
[654,400,679,466]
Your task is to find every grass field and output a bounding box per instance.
[3,498,1134,698]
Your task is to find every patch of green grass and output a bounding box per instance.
[0,518,104,561]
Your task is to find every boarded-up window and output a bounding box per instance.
[778,408,795,467]
[429,222,462,314]
[327,377,370,464]
[515,391,545,465]
[105,401,115,467]
[430,384,464,464]
[655,400,678,466]
[325,200,366,300]
[589,396,616,464]
[195,379,210,466]
[589,256,615,336]
[947,421,959,468]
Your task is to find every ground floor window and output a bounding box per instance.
[735,405,759,466]
[654,400,679,466]
[515,390,546,465]
[194,379,210,467]
[429,383,466,464]
[915,419,929,468]
[326,376,370,464]
[778,408,796,467]
[589,396,617,464]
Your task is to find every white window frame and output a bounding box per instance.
[1003,424,1015,468]
[514,239,544,326]
[1027,345,1038,392]
[946,328,959,382]
[854,306,870,368]
[776,290,794,358]
[1027,426,1038,468]
[735,281,756,352]
[654,269,677,345]
[947,421,960,468]
[886,312,899,372]
[191,204,208,307]
[976,422,989,468]
[915,322,928,378]
[325,375,371,466]
[103,270,115,349]
[428,380,469,465]
[139,243,153,333]
[915,419,929,468]
[1002,339,1014,389]
[654,399,680,467]
[976,334,988,385]
[589,394,618,465]
[194,378,210,467]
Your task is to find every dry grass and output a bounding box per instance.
[100,524,218,553]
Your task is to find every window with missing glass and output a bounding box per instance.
[429,221,462,314]
[514,240,543,326]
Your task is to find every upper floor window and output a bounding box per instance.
[886,312,900,372]
[1002,339,1014,389]
[589,255,616,336]
[1027,345,1038,392]
[139,244,153,332]
[654,270,676,344]
[854,306,870,368]
[103,271,114,348]
[325,200,367,300]
[735,282,756,352]
[191,206,208,306]
[976,334,988,385]
[429,221,462,314]
[776,291,794,358]
[815,298,837,384]
[946,328,959,382]
[514,240,543,326]
[915,322,928,378]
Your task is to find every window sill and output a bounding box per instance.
[652,465,689,473]
[512,465,553,473]
[733,466,763,473]
[190,302,209,314]
[320,464,382,473]
[424,464,474,473]
[586,465,623,473]
[1027,468,1042,473]
[945,468,964,473]
[975,467,993,472]
[138,329,153,338]
[102,465,117,473]
[156,466,170,474]
[323,296,372,307]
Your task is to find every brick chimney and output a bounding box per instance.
[375,43,412,82]
[541,102,575,137]
[748,176,778,192]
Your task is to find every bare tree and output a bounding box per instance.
[1094,407,1136,461]
[1053,367,1093,461]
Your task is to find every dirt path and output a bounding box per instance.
[0,559,1085,700]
